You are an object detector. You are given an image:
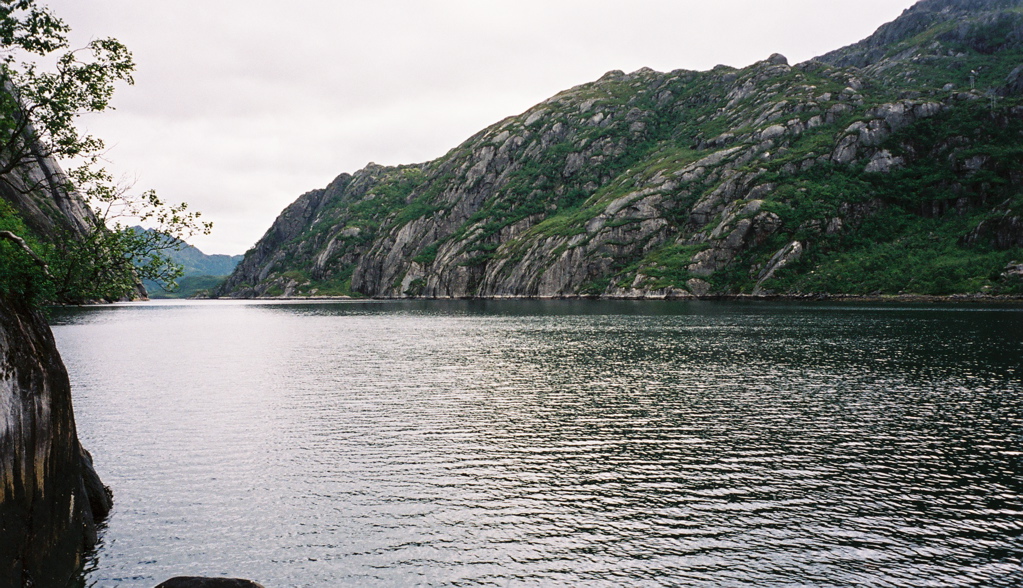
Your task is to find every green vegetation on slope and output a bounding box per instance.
[219,0,1023,300]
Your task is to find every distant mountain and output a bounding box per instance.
[135,228,243,298]
[219,0,1023,299]
[163,242,244,279]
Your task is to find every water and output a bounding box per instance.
[48,299,1023,587]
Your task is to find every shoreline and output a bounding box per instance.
[189,293,1023,305]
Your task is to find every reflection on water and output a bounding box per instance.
[50,300,1023,587]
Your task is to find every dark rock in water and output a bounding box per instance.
[80,444,113,520]
[0,295,112,587]
[155,578,266,588]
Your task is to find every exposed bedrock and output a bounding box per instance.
[0,296,112,587]
[218,0,1023,300]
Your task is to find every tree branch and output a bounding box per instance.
[0,229,51,277]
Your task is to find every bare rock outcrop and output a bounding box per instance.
[0,295,112,587]
[217,0,1023,301]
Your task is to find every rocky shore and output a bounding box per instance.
[0,296,112,587]
[218,293,1023,304]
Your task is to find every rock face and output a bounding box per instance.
[220,0,1023,299]
[0,295,112,587]
[0,148,95,241]
[819,0,1023,70]
[964,211,1023,249]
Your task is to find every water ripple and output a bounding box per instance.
[48,300,1023,587]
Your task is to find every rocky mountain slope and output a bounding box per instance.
[0,149,95,242]
[147,243,242,299]
[133,227,243,298]
[219,0,1023,299]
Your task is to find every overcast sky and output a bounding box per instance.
[47,0,918,255]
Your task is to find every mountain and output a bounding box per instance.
[135,228,243,298]
[164,241,244,278]
[218,0,1023,299]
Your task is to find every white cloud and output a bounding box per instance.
[46,0,917,254]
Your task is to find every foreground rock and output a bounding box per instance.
[0,295,112,587]
[155,578,266,588]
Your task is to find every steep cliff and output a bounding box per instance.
[0,294,111,587]
[0,147,94,242]
[220,0,1023,299]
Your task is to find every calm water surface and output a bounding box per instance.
[49,300,1023,587]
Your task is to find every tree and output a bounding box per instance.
[46,180,210,303]
[0,0,210,304]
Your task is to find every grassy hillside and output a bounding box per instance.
[219,0,1023,299]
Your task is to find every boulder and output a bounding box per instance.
[754,241,804,294]
[156,578,266,588]
[864,149,905,173]
[759,124,786,141]
[686,278,712,297]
